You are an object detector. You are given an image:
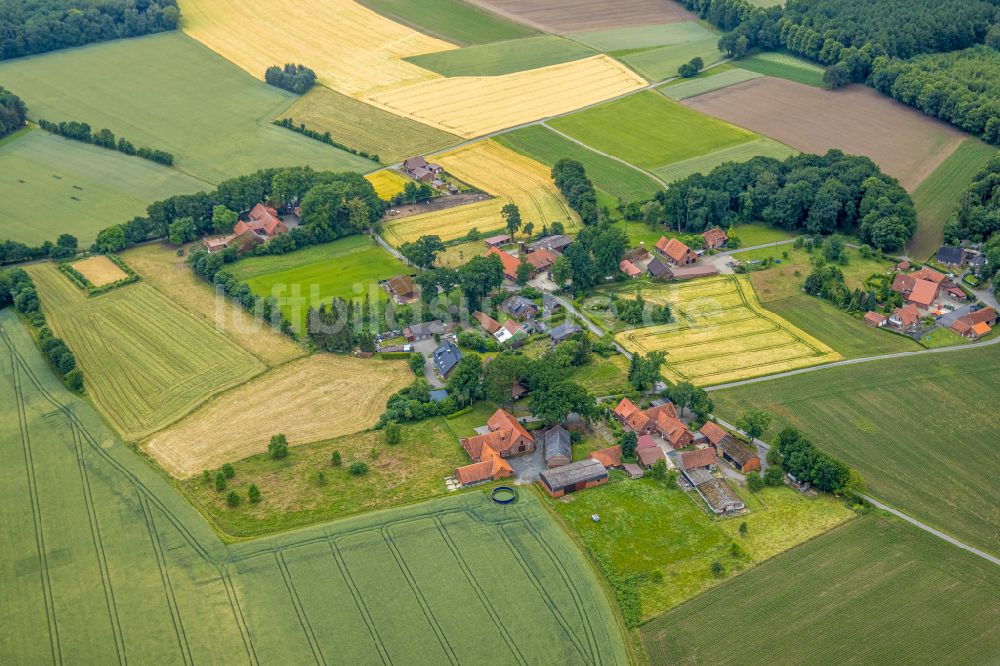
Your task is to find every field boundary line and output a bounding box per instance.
[540,121,667,188]
[275,550,327,666]
[326,537,392,665]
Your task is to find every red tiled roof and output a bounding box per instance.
[455,446,512,485]
[620,259,642,277]
[680,448,717,470]
[526,248,557,270]
[638,446,666,467]
[891,273,916,294]
[613,397,651,432]
[645,403,678,423]
[657,237,694,264]
[700,421,729,446]
[636,434,657,450]
[474,311,502,334]
[893,303,920,327]
[487,409,534,445]
[590,445,622,468]
[913,267,946,284]
[896,260,911,271]
[702,227,728,248]
[864,311,887,326]
[971,322,992,337]
[658,415,692,447]
[951,308,997,335]
[908,279,939,307]
[487,247,520,280]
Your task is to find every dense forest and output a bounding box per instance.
[656,150,916,251]
[0,0,179,60]
[944,155,1000,279]
[0,86,26,138]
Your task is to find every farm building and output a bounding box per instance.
[404,320,455,342]
[636,434,657,452]
[201,230,262,255]
[694,478,745,514]
[432,340,462,378]
[637,446,666,469]
[936,246,967,266]
[528,235,572,254]
[483,234,511,248]
[891,273,916,297]
[487,247,523,281]
[539,459,608,497]
[679,448,717,471]
[666,265,720,281]
[951,307,997,339]
[620,259,642,278]
[647,256,670,279]
[549,321,582,343]
[889,304,921,333]
[474,311,502,335]
[907,279,940,308]
[896,260,911,271]
[715,436,761,474]
[502,295,539,320]
[525,248,558,272]
[460,409,536,468]
[234,203,288,239]
[402,156,442,181]
[912,267,947,284]
[590,445,622,469]
[612,398,688,446]
[864,311,887,327]
[613,397,656,435]
[384,274,419,304]
[454,446,513,487]
[702,226,729,250]
[623,463,644,479]
[656,237,697,266]
[699,422,729,447]
[543,425,572,468]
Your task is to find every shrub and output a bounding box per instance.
[349,462,369,476]
[64,369,84,392]
[268,433,289,459]
[248,484,261,503]
[331,450,342,466]
[746,471,764,492]
[710,560,725,577]
[764,465,784,486]
[384,421,401,445]
[215,472,226,492]
[730,542,744,559]
[221,463,235,479]
[226,491,240,507]
[739,521,748,536]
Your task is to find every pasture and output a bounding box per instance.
[461,0,697,33]
[0,129,204,245]
[366,170,413,200]
[366,55,647,138]
[179,0,452,97]
[611,275,841,385]
[711,343,1000,556]
[357,0,537,45]
[737,51,826,87]
[909,138,998,259]
[121,243,304,367]
[642,515,1000,664]
[652,137,797,183]
[384,141,576,245]
[496,125,661,201]
[0,315,628,663]
[28,263,263,441]
[618,35,724,83]
[659,67,763,100]
[548,91,756,172]
[569,21,714,52]
[71,256,129,287]
[228,235,409,334]
[0,33,373,184]
[146,354,412,478]
[546,474,853,621]
[405,35,595,77]
[683,78,967,191]
[280,86,461,164]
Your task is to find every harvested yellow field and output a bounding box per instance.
[615,275,841,386]
[384,140,577,246]
[178,0,453,97]
[366,169,412,200]
[72,255,128,286]
[365,55,647,137]
[145,354,413,478]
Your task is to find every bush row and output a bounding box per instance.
[38,119,174,165]
[274,118,379,162]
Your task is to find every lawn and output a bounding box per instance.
[358,0,537,45]
[658,67,763,101]
[495,124,662,202]
[27,262,264,441]
[548,91,756,171]
[544,474,854,622]
[737,51,826,87]
[712,343,1000,555]
[642,514,1000,664]
[919,326,971,349]
[0,129,205,245]
[405,35,595,76]
[227,235,409,334]
[652,137,797,182]
[280,86,461,165]
[738,244,894,302]
[618,36,725,82]
[909,138,997,260]
[0,33,374,183]
[0,315,629,664]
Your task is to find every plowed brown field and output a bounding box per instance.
[463,0,696,33]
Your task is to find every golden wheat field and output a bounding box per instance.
[144,354,413,477]
[384,140,576,245]
[615,275,841,386]
[178,0,452,96]
[71,255,129,287]
[365,55,647,137]
[366,169,413,200]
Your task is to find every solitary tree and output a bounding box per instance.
[746,470,764,492]
[764,466,784,486]
[711,560,725,577]
[736,410,772,442]
[248,484,262,503]
[648,458,667,480]
[739,521,748,536]
[551,255,572,286]
[331,450,342,466]
[384,421,401,445]
[268,433,289,459]
[349,462,369,476]
[501,203,522,237]
[226,491,241,507]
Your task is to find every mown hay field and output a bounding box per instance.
[652,137,797,183]
[384,140,577,245]
[71,256,128,286]
[365,55,647,138]
[462,0,697,33]
[0,129,204,245]
[659,67,763,101]
[613,275,841,386]
[179,0,452,97]
[549,90,757,172]
[619,34,724,83]
[405,35,595,77]
[27,263,264,441]
[712,343,1000,556]
[737,51,826,87]
[642,515,1000,664]
[683,78,967,191]
[358,0,537,45]
[279,86,461,165]
[146,354,412,478]
[0,316,629,663]
[365,170,413,200]
[0,33,373,184]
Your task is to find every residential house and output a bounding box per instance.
[460,409,536,467]
[502,295,539,320]
[679,448,717,471]
[454,446,513,487]
[946,285,969,301]
[656,237,697,266]
[528,235,572,254]
[864,311,887,327]
[647,256,670,280]
[234,203,288,240]
[432,340,462,378]
[543,426,572,468]
[613,397,656,435]
[511,381,529,401]
[402,156,428,174]
[968,253,987,275]
[888,303,921,333]
[620,260,642,278]
[404,320,454,342]
[589,445,622,469]
[539,459,609,497]
[487,247,522,281]
[549,321,582,344]
[474,311,502,335]
[937,246,967,266]
[715,436,761,473]
[637,446,667,469]
[202,236,233,253]
[525,248,558,273]
[385,275,419,304]
[702,226,729,250]
[613,398,689,446]
[494,319,526,346]
[483,234,511,248]
[907,279,940,308]
[891,273,916,298]
[402,156,442,179]
[951,307,997,339]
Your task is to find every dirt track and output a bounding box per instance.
[463,0,696,33]
[683,79,966,191]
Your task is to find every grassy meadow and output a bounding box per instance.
[659,67,763,100]
[651,137,797,182]
[712,344,1000,555]
[406,35,595,76]
[0,129,204,245]
[737,51,826,87]
[358,0,537,45]
[227,235,409,334]
[0,33,373,183]
[618,36,725,82]
[568,22,715,52]
[0,314,629,663]
[642,514,1000,664]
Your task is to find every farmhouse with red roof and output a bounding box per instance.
[656,237,697,266]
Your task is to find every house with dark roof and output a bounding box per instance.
[543,426,572,468]
[502,295,539,320]
[936,246,967,266]
[702,226,729,250]
[528,235,572,254]
[432,340,462,378]
[656,237,697,266]
[549,321,582,344]
[716,436,760,474]
[404,320,454,342]
[647,256,670,280]
[539,459,608,497]
[384,275,419,304]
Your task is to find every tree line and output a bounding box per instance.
[264,64,316,94]
[0,0,180,60]
[552,158,599,225]
[773,427,856,494]
[945,155,1000,287]
[37,118,174,165]
[657,150,917,251]
[0,86,26,139]
[273,118,379,162]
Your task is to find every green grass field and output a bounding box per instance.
[27,263,263,441]
[618,37,725,82]
[0,33,373,183]
[652,137,797,182]
[357,0,537,45]
[405,35,595,76]
[737,52,826,87]
[280,86,461,164]
[548,91,756,172]
[0,129,205,245]
[641,514,1000,664]
[0,311,628,663]
[568,21,714,52]
[658,68,763,101]
[227,235,409,334]
[545,474,854,622]
[909,138,997,260]
[712,344,1000,555]
[495,125,661,201]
